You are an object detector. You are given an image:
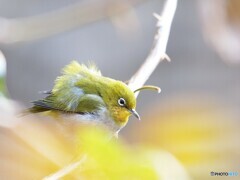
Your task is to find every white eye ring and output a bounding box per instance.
[118,98,126,107]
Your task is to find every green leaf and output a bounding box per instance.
[0,73,7,97]
[0,52,7,97]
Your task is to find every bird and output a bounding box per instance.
[28,61,160,135]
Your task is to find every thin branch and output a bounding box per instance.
[0,0,146,43]
[128,0,177,97]
[43,155,87,180]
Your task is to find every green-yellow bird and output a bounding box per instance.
[29,61,159,135]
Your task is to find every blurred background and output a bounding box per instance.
[0,0,240,179]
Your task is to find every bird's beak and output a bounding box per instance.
[129,109,141,120]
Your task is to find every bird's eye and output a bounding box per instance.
[118,98,126,107]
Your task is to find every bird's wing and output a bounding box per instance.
[29,92,105,114]
[29,61,105,114]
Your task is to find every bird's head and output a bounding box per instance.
[100,80,139,127]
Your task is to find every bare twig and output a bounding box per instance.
[0,0,145,43]
[43,155,87,180]
[198,0,240,64]
[128,0,177,97]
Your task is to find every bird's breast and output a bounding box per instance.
[54,107,123,134]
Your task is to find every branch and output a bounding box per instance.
[43,155,87,180]
[128,0,178,97]
[0,0,146,43]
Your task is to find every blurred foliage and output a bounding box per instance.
[0,77,7,96]
[128,95,240,180]
[65,128,158,179]
[0,108,189,180]
[0,51,7,97]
